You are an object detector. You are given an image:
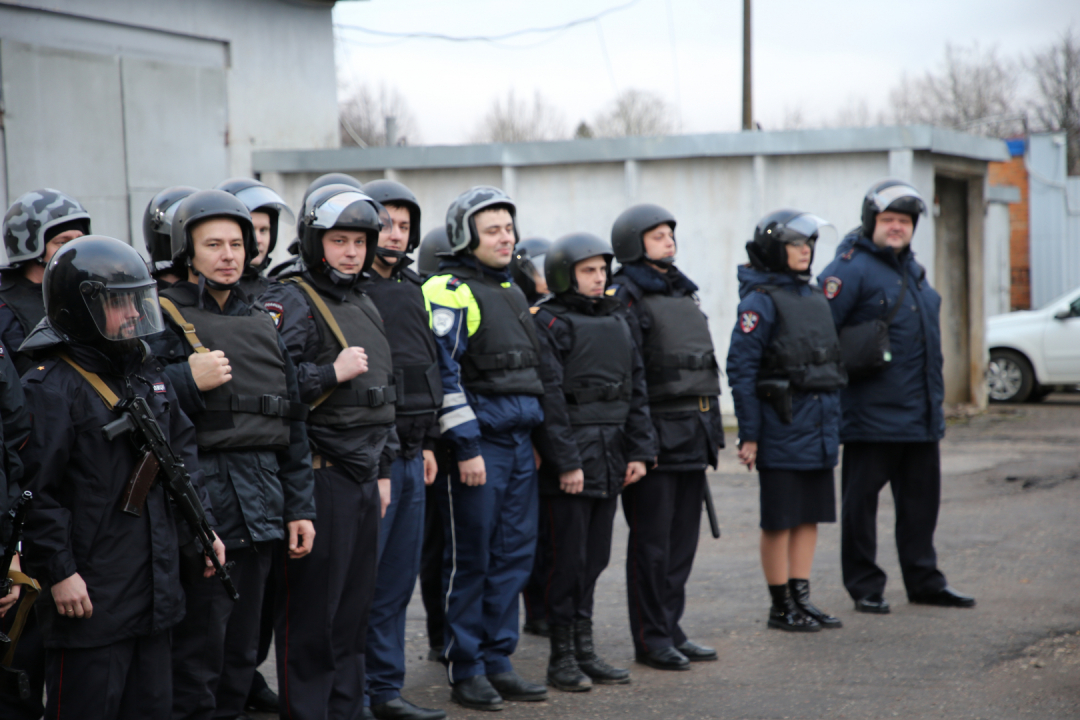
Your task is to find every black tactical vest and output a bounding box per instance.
[159,288,296,451]
[364,269,443,415]
[639,292,722,402]
[758,285,847,392]
[291,277,397,428]
[454,268,544,396]
[0,274,45,363]
[545,300,634,426]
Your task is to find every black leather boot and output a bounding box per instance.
[547,625,592,692]
[573,618,630,684]
[767,583,821,632]
[789,578,842,628]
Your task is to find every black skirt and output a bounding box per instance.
[758,467,836,531]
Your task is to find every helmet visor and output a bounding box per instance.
[519,252,546,282]
[869,184,927,215]
[782,213,837,246]
[80,281,164,341]
[234,185,296,225]
[311,191,388,231]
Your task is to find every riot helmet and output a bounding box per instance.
[44,235,164,351]
[860,179,927,238]
[3,189,91,267]
[170,190,256,290]
[509,237,551,301]
[545,233,613,296]
[611,204,676,265]
[747,209,833,274]
[143,186,199,269]
[445,186,518,254]
[298,174,364,244]
[362,179,422,256]
[214,178,294,259]
[297,185,386,280]
[416,227,451,279]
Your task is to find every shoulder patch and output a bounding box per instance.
[0,344,4,357]
[739,310,760,334]
[823,277,843,300]
[446,277,463,291]
[153,381,167,394]
[263,300,284,329]
[604,287,617,296]
[841,247,856,261]
[432,307,456,337]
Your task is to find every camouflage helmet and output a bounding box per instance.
[445,186,518,254]
[3,189,91,267]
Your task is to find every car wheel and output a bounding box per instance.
[988,349,1035,403]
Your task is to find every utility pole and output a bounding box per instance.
[742,0,752,130]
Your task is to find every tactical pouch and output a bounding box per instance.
[838,276,907,380]
[756,377,793,424]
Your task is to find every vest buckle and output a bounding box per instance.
[261,394,284,416]
[505,351,523,369]
[367,386,386,407]
[698,396,711,412]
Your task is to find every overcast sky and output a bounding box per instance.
[333,0,1080,145]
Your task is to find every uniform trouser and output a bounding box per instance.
[276,466,380,720]
[435,433,538,683]
[521,502,551,625]
[420,481,446,649]
[44,632,171,720]
[248,548,278,700]
[0,595,45,720]
[841,441,947,600]
[621,469,705,654]
[540,494,619,626]
[171,542,273,720]
[365,452,425,706]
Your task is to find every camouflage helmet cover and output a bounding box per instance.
[444,186,518,254]
[3,188,91,267]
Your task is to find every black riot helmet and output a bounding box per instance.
[747,209,833,274]
[860,179,928,238]
[545,233,613,296]
[298,185,386,279]
[298,174,364,243]
[509,237,551,302]
[445,186,518,254]
[416,227,451,279]
[3,188,91,268]
[143,185,199,269]
[44,235,164,351]
[611,203,676,264]
[362,179,422,254]
[170,190,256,289]
[214,178,294,257]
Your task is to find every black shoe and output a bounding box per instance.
[547,624,592,692]
[363,708,376,720]
[854,594,891,614]
[789,579,843,629]
[451,675,504,711]
[573,618,630,684]
[635,646,691,671]
[908,586,976,608]
[767,583,821,632]
[523,618,551,638]
[487,671,548,702]
[371,697,448,720]
[245,685,279,712]
[427,646,444,662]
[675,639,718,662]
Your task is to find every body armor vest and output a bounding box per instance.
[159,288,297,451]
[292,277,397,428]
[545,301,634,426]
[0,273,45,334]
[455,268,544,396]
[758,285,847,392]
[364,270,443,415]
[639,292,721,402]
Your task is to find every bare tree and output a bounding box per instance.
[593,89,677,138]
[887,43,1023,138]
[339,82,419,147]
[1029,28,1080,174]
[470,90,566,144]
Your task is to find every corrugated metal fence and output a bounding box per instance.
[1028,133,1080,308]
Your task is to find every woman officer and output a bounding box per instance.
[725,209,846,632]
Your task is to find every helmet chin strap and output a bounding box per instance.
[648,254,676,267]
[325,265,360,287]
[375,247,407,261]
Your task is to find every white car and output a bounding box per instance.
[986,286,1080,402]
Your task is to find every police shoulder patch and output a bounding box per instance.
[446,277,463,290]
[739,311,760,333]
[153,381,167,394]
[432,307,456,337]
[264,300,284,329]
[823,277,843,300]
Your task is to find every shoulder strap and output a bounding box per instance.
[57,352,119,410]
[284,278,349,350]
[884,270,909,326]
[159,297,209,354]
[1,569,41,667]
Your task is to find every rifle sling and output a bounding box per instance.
[58,353,119,411]
[2,571,41,667]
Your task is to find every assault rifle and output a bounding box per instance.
[103,395,238,601]
[1,491,32,699]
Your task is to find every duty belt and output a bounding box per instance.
[321,384,397,408]
[565,381,627,405]
[469,349,539,371]
[203,394,309,421]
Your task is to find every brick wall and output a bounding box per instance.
[988,155,1030,310]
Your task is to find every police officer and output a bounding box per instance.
[532,233,655,692]
[0,189,91,372]
[609,203,724,671]
[144,186,199,289]
[818,179,975,613]
[149,190,316,720]
[422,186,546,710]
[261,184,398,720]
[17,235,224,718]
[359,179,446,720]
[509,237,551,305]
[215,178,294,298]
[726,209,845,632]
